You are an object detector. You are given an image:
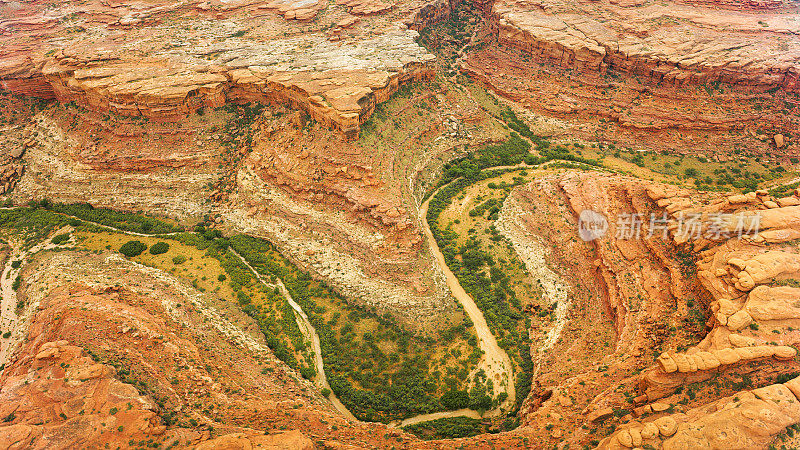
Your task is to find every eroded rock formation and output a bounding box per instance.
[491,0,800,90]
[0,0,439,139]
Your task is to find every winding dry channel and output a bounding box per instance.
[420,191,517,413]
[228,249,358,422]
[3,210,516,426]
[23,214,360,421]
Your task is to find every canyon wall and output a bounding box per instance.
[490,0,800,91]
[0,0,441,139]
[0,33,434,140]
[406,0,458,30]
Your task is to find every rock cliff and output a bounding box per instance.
[491,0,800,91]
[0,0,438,139]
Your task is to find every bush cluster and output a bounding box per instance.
[149,242,169,255]
[119,240,147,257]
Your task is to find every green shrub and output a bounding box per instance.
[11,275,21,291]
[172,255,187,265]
[10,260,20,269]
[50,203,181,234]
[149,242,170,255]
[404,417,484,440]
[119,240,147,257]
[51,233,70,245]
[440,390,470,409]
[300,366,316,380]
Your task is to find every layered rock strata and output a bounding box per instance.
[547,173,800,449]
[0,0,436,139]
[491,0,800,91]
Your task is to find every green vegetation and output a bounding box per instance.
[428,170,534,411]
[432,133,531,195]
[149,241,170,255]
[424,115,590,411]
[218,102,268,152]
[119,240,147,257]
[598,147,787,193]
[50,202,181,234]
[51,233,70,245]
[0,204,317,390]
[417,0,487,67]
[770,181,799,198]
[772,422,800,450]
[79,220,480,423]
[227,234,480,422]
[161,230,311,376]
[403,417,485,440]
[422,109,607,412]
[0,205,72,245]
[428,107,602,200]
[440,389,470,409]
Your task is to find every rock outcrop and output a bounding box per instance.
[544,172,800,449]
[0,0,436,139]
[0,250,430,448]
[0,340,190,449]
[497,172,800,448]
[491,0,800,91]
[601,382,800,449]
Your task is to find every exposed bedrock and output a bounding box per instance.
[0,32,433,139]
[514,172,800,448]
[549,173,800,449]
[490,0,800,91]
[0,0,439,139]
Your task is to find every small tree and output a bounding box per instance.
[149,242,170,255]
[51,233,70,245]
[119,240,147,257]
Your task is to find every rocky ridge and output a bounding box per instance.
[476,171,800,448]
[0,0,439,139]
[541,172,800,449]
[491,0,800,91]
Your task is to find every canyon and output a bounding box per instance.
[0,0,799,447]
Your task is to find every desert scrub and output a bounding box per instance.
[49,202,181,234]
[228,233,480,422]
[0,206,71,245]
[403,417,485,440]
